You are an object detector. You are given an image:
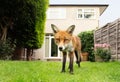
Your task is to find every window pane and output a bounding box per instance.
[51,38,58,57]
[47,8,66,19]
[78,14,82,18]
[78,9,82,13]
[84,12,95,19]
[45,37,49,57]
[78,9,83,18]
[84,9,95,19]
[84,9,94,12]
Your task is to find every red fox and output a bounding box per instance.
[51,24,82,74]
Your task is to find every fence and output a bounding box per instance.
[94,18,120,61]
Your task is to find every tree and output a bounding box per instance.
[13,0,49,60]
[0,0,49,60]
[0,0,17,60]
[0,0,15,41]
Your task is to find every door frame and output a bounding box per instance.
[49,36,61,58]
[45,35,61,58]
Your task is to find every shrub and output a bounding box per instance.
[0,39,15,60]
[94,48,111,62]
[78,31,95,62]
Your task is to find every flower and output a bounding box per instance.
[94,43,110,49]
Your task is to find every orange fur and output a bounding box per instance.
[51,24,81,74]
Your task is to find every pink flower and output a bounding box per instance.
[94,43,110,48]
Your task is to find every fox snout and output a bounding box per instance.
[58,46,65,51]
[59,47,63,51]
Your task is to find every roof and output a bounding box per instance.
[50,4,108,6]
[49,4,109,16]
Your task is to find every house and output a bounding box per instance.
[33,4,108,61]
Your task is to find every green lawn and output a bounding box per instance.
[0,61,120,82]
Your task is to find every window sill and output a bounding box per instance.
[45,57,62,61]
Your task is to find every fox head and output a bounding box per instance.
[51,24,75,52]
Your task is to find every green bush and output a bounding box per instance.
[0,39,15,60]
[94,48,111,62]
[78,31,95,62]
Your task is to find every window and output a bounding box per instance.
[77,9,96,19]
[47,8,66,19]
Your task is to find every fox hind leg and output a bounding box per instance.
[75,50,81,67]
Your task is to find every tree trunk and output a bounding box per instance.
[0,17,13,41]
[1,27,7,41]
[26,48,33,61]
[12,47,24,60]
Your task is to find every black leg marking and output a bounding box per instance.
[75,50,78,64]
[61,52,67,73]
[75,50,81,67]
[69,52,74,74]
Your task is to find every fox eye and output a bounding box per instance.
[64,38,69,42]
[55,38,60,43]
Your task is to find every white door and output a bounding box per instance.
[45,35,61,58]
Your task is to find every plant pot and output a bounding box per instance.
[81,52,88,61]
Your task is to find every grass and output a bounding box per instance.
[0,61,120,82]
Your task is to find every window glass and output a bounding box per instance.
[78,9,83,18]
[77,9,95,19]
[47,8,66,19]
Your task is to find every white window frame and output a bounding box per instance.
[46,8,66,19]
[45,35,61,58]
[77,8,96,19]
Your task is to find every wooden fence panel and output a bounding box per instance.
[94,18,120,61]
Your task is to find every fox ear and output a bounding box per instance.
[66,25,75,34]
[51,24,59,33]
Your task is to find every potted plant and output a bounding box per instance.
[78,31,95,61]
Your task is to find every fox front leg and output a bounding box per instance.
[61,52,67,73]
[69,52,74,74]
